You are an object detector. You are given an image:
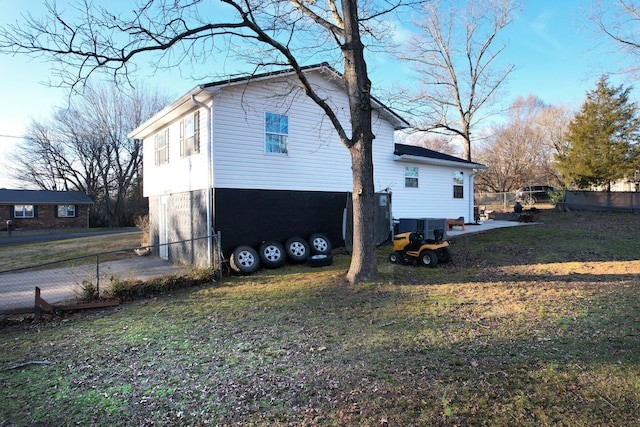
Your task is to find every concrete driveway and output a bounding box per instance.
[0,256,187,312]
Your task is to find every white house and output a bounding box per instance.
[128,63,486,269]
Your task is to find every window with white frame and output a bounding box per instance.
[57,205,76,218]
[405,166,419,188]
[14,205,34,218]
[155,129,169,165]
[265,112,288,154]
[453,171,464,199]
[180,111,200,157]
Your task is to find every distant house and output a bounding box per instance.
[0,189,94,230]
[129,63,486,267]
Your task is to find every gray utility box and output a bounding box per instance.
[394,218,447,241]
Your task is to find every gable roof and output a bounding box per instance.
[393,143,487,170]
[0,189,94,205]
[129,62,410,140]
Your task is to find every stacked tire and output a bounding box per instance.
[229,233,332,274]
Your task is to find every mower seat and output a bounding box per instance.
[406,231,424,251]
[425,228,444,244]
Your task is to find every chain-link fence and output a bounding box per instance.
[474,192,518,210]
[0,236,221,314]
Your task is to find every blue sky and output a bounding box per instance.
[0,1,634,188]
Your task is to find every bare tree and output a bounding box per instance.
[475,95,569,193]
[397,0,518,161]
[0,0,411,284]
[9,83,171,226]
[589,0,640,75]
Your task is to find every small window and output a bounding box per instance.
[453,171,464,198]
[57,205,76,218]
[405,166,419,188]
[453,171,464,185]
[14,205,34,218]
[180,111,200,157]
[265,112,288,154]
[155,129,169,165]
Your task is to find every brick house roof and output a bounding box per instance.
[0,189,94,205]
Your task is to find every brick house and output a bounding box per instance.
[0,189,94,230]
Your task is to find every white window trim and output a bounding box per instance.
[58,205,76,218]
[155,129,170,165]
[264,112,289,155]
[404,166,419,188]
[14,205,34,218]
[180,111,200,158]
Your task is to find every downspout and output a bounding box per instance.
[469,168,480,223]
[192,95,214,268]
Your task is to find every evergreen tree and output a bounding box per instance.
[556,76,640,190]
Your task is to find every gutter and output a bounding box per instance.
[393,154,488,170]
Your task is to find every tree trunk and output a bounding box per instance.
[347,138,377,284]
[341,0,377,284]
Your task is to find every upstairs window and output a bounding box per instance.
[265,112,288,154]
[155,129,169,165]
[14,205,34,218]
[181,111,200,157]
[57,205,76,218]
[405,166,419,188]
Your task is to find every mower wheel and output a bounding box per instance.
[230,245,260,274]
[419,250,438,268]
[438,247,452,263]
[388,252,401,264]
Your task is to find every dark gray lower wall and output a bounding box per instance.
[215,188,347,254]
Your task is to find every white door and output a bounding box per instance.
[159,197,169,259]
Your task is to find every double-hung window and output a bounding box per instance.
[180,111,200,157]
[265,112,288,154]
[155,129,170,165]
[453,171,464,199]
[14,205,34,218]
[57,205,76,218]
[404,166,419,188]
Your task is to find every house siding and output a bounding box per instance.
[389,163,472,220]
[211,74,357,192]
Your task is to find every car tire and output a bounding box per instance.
[419,250,438,268]
[230,245,260,274]
[309,233,332,255]
[284,237,310,263]
[307,254,333,267]
[258,240,286,268]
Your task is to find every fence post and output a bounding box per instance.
[96,254,100,297]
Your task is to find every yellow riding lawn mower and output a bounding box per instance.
[388,229,451,267]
